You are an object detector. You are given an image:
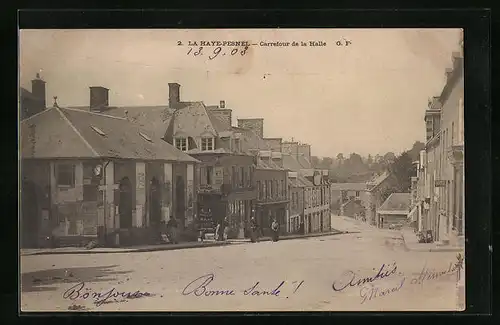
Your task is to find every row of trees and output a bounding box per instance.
[312,141,425,185]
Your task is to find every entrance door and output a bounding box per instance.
[118,177,133,228]
[21,179,39,248]
[149,177,162,228]
[175,175,185,223]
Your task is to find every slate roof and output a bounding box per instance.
[165,102,217,139]
[330,183,369,191]
[377,193,410,214]
[20,106,199,163]
[206,109,232,132]
[68,105,170,141]
[20,87,40,102]
[282,154,304,171]
[256,159,286,171]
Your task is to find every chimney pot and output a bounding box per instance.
[220,100,225,108]
[168,83,181,108]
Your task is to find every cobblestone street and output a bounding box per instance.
[21,217,463,312]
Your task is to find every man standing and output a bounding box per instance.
[271,218,280,242]
[222,217,230,241]
[250,217,259,243]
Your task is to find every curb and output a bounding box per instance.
[400,231,464,253]
[228,230,345,244]
[22,242,231,256]
[21,231,345,256]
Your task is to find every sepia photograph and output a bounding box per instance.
[19,28,465,312]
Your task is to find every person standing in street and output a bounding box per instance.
[166,216,179,244]
[222,217,229,241]
[250,217,259,243]
[271,218,280,242]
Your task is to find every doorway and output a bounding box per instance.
[21,178,39,248]
[149,177,162,228]
[118,177,133,228]
[175,175,185,221]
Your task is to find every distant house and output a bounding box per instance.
[329,182,369,216]
[20,89,198,248]
[377,193,411,229]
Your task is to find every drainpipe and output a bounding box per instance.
[102,160,111,246]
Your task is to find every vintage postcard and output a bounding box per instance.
[19,28,465,312]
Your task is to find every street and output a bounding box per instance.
[21,218,462,312]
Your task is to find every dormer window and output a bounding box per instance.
[201,137,215,151]
[174,137,188,151]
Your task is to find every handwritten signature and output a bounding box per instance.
[63,281,153,306]
[332,262,398,292]
[355,255,464,304]
[182,273,302,297]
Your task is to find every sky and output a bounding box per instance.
[19,29,462,158]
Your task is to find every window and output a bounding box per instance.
[356,191,360,197]
[174,137,187,151]
[57,164,75,187]
[206,166,213,185]
[232,166,237,188]
[263,181,267,199]
[268,180,273,198]
[281,180,285,198]
[201,137,214,151]
[274,180,278,198]
[257,181,261,200]
[240,167,245,187]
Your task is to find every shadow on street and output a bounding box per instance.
[21,265,132,293]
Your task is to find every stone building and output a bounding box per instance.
[20,90,198,248]
[415,49,464,245]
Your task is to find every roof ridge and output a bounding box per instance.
[62,107,128,120]
[55,107,99,157]
[20,107,54,123]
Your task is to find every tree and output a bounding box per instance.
[408,141,425,162]
[383,152,396,162]
[311,156,320,168]
[321,157,333,169]
[336,153,344,166]
[388,151,414,192]
[367,154,373,165]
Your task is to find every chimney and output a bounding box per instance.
[220,100,226,108]
[89,86,109,111]
[169,83,181,107]
[31,73,46,108]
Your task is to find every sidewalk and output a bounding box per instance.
[21,240,232,256]
[400,227,464,252]
[227,230,344,243]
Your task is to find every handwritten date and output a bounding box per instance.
[186,46,249,60]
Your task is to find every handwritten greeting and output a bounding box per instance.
[182,273,304,298]
[63,281,153,306]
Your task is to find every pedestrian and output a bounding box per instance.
[271,218,280,242]
[215,222,221,241]
[222,217,229,241]
[166,216,179,244]
[299,220,305,235]
[250,217,259,243]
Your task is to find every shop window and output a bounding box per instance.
[57,164,75,187]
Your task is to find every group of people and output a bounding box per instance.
[160,215,282,244]
[249,217,280,243]
[160,216,179,244]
